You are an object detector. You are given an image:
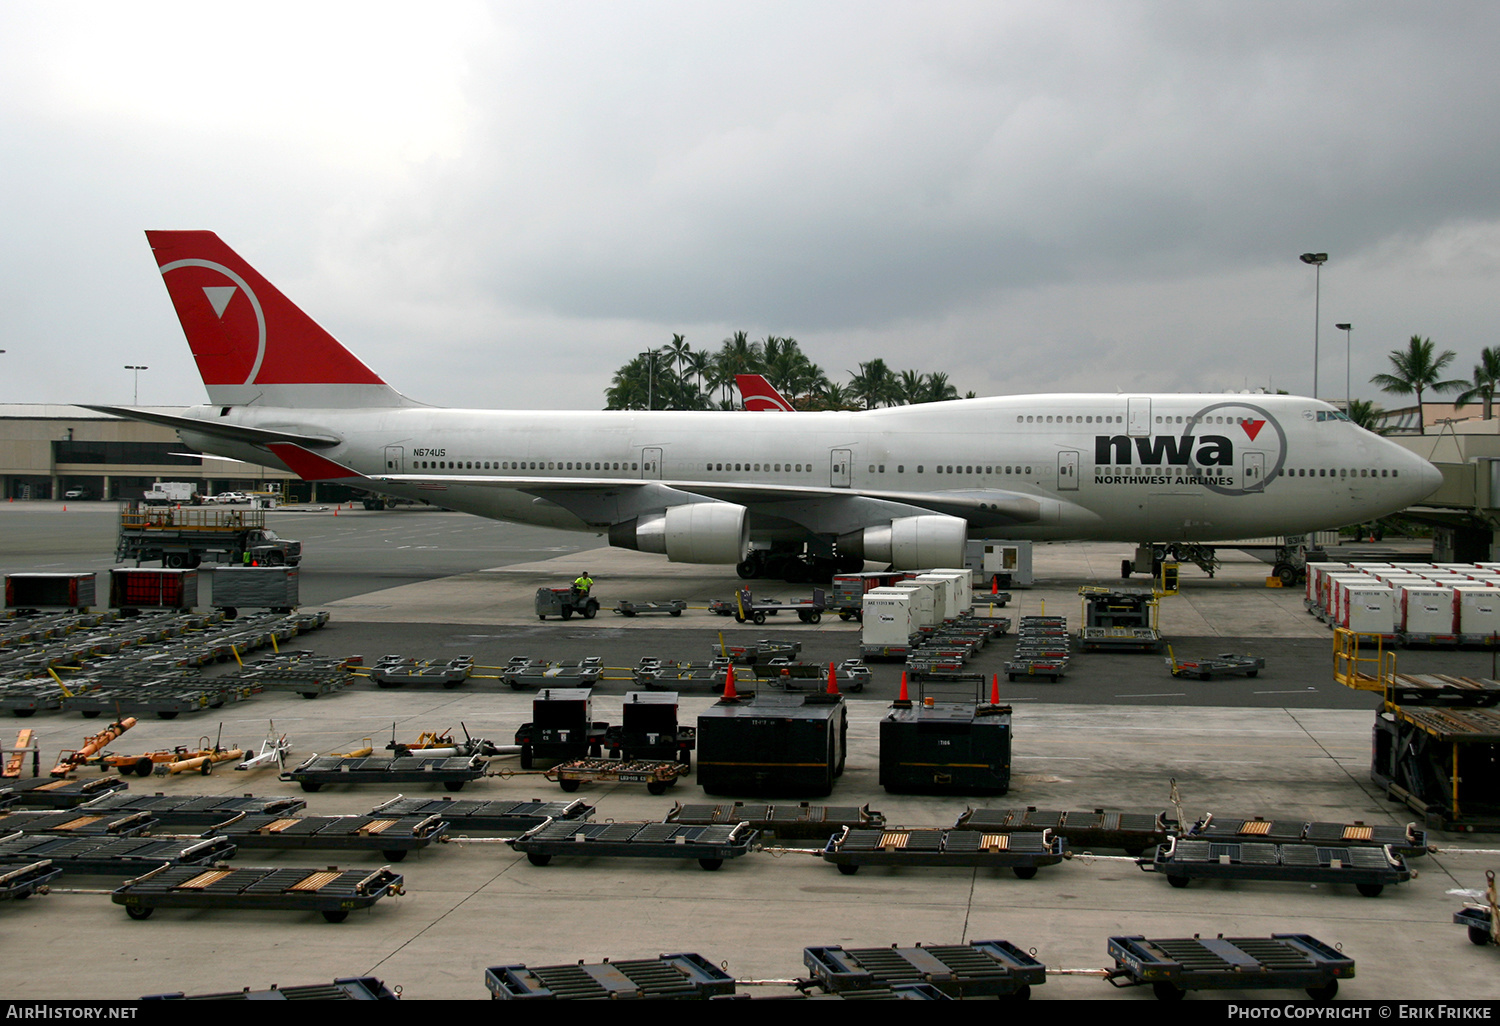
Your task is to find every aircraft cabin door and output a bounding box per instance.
[1243,451,1265,492]
[1057,450,1079,490]
[641,447,663,480]
[831,449,852,488]
[1127,397,1152,436]
[383,446,404,474]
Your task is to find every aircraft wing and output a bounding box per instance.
[370,472,1049,533]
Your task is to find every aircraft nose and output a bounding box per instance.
[1409,454,1444,502]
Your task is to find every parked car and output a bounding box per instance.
[209,491,252,505]
[63,488,91,500]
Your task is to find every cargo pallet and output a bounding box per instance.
[546,757,687,795]
[1080,626,1163,653]
[666,801,884,840]
[143,977,400,1001]
[953,807,1168,856]
[1106,933,1354,1001]
[112,863,403,923]
[485,952,734,1000]
[369,796,592,833]
[1143,838,1410,896]
[804,940,1046,1000]
[0,833,235,874]
[612,599,686,617]
[370,654,473,688]
[281,754,487,793]
[713,639,801,664]
[1004,656,1069,682]
[511,819,758,870]
[0,860,61,901]
[74,792,306,826]
[821,827,1065,878]
[207,813,448,862]
[1166,651,1264,679]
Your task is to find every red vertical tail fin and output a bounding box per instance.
[146,231,417,409]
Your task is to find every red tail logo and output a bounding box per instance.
[1242,419,1265,441]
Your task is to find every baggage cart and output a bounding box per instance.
[0,808,154,837]
[4,775,127,808]
[0,833,235,875]
[1185,813,1428,858]
[731,586,827,624]
[631,657,728,691]
[208,813,448,862]
[143,977,400,1001]
[510,819,757,870]
[4,573,96,613]
[501,657,603,690]
[1004,655,1069,682]
[822,827,1065,878]
[75,792,306,827]
[804,939,1045,1000]
[746,658,868,693]
[370,654,473,688]
[953,807,1168,856]
[112,863,403,923]
[1106,933,1354,1001]
[712,639,801,664]
[486,953,735,1000]
[0,859,61,901]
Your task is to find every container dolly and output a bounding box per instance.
[1105,933,1354,1001]
[803,939,1046,1000]
[821,826,1065,878]
[510,818,758,870]
[280,753,488,793]
[1142,836,1411,896]
[112,863,404,923]
[0,859,61,902]
[612,599,686,617]
[0,833,235,875]
[206,812,448,862]
[1165,647,1265,680]
[731,586,827,625]
[953,806,1168,856]
[369,654,473,689]
[143,977,401,1001]
[486,952,734,1000]
[500,657,603,690]
[666,801,884,840]
[545,757,688,795]
[370,795,592,833]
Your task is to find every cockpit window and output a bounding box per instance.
[1316,410,1351,422]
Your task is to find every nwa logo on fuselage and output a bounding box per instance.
[1092,401,1287,497]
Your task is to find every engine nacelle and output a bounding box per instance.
[840,514,967,570]
[608,502,750,564]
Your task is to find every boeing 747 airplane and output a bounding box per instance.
[88,232,1442,581]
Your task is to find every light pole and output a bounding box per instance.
[1300,253,1327,399]
[123,365,148,405]
[1335,323,1352,409]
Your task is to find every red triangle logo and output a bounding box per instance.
[1242,419,1265,441]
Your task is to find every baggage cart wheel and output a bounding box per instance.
[133,758,154,777]
[527,853,552,867]
[558,779,580,793]
[1246,670,1258,677]
[1356,883,1384,898]
[13,709,34,718]
[519,746,533,769]
[1012,866,1038,880]
[836,864,859,876]
[1152,982,1184,1001]
[382,850,408,862]
[647,781,667,795]
[1008,985,1031,1001]
[670,609,681,617]
[125,905,154,921]
[1469,926,1492,946]
[301,781,322,792]
[199,760,213,776]
[753,611,767,625]
[1008,674,1017,682]
[839,612,852,621]
[321,910,348,923]
[1166,875,1189,888]
[698,858,723,871]
[443,780,466,792]
[1306,980,1339,1001]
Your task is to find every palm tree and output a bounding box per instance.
[664,333,692,377]
[1369,335,1466,434]
[714,331,763,406]
[849,359,899,409]
[1346,398,1388,434]
[1454,346,1500,420]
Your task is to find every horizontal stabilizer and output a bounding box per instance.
[81,405,343,447]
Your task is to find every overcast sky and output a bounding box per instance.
[2,1,1498,411]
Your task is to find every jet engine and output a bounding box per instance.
[839,514,967,570]
[608,502,750,564]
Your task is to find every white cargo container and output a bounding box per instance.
[1340,585,1395,635]
[1397,585,1457,637]
[963,541,1033,588]
[860,592,918,657]
[1305,563,1350,607]
[1456,586,1500,639]
[868,583,937,628]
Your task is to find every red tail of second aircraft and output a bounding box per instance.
[146,231,414,409]
[735,374,797,412]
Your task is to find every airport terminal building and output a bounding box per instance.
[0,404,303,502]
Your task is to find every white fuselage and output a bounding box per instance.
[180,392,1442,546]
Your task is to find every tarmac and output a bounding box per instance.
[1,501,1498,1003]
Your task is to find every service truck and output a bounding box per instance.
[115,502,301,569]
[143,481,202,506]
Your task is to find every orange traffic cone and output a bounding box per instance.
[991,576,999,595]
[826,661,839,695]
[722,663,738,701]
[991,672,1000,705]
[898,671,909,703]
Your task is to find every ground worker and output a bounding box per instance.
[572,571,593,601]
